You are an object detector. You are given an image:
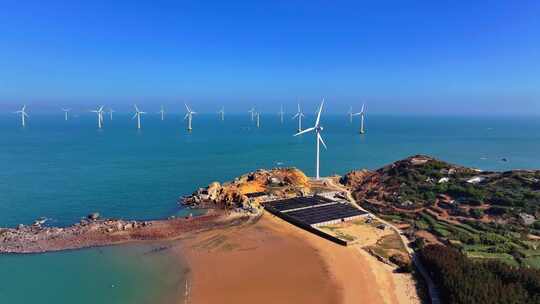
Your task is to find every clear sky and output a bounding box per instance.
[1,1,539,115]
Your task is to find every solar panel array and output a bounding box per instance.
[285,203,367,225]
[265,196,333,212]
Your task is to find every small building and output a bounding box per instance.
[519,213,536,226]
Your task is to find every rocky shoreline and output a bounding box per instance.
[0,210,255,254]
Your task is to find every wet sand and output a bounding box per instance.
[178,213,419,304]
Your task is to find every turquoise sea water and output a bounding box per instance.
[1,112,540,303]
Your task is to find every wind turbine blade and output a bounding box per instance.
[184,113,189,120]
[292,113,299,119]
[132,113,137,119]
[140,111,146,114]
[293,127,315,136]
[352,112,362,116]
[134,105,139,112]
[361,103,365,113]
[98,106,104,112]
[318,133,327,149]
[315,99,324,126]
[23,113,29,118]
[191,111,197,115]
[184,103,191,112]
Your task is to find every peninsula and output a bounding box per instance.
[3,156,540,303]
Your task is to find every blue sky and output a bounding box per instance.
[0,1,539,114]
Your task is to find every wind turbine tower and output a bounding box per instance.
[248,107,255,121]
[256,112,260,128]
[132,105,146,129]
[218,107,225,121]
[62,108,71,121]
[159,105,165,121]
[15,105,29,127]
[91,106,104,129]
[352,104,366,134]
[278,105,284,124]
[294,99,326,180]
[292,103,305,132]
[184,103,196,131]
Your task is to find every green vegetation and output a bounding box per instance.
[413,212,540,267]
[420,245,540,304]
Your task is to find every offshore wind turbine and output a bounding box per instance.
[248,107,255,121]
[159,105,165,121]
[184,103,196,131]
[108,108,115,120]
[292,103,305,132]
[278,105,284,124]
[132,105,146,129]
[91,106,104,129]
[62,108,71,121]
[352,103,366,134]
[294,100,326,180]
[218,107,225,121]
[15,105,29,127]
[256,112,260,128]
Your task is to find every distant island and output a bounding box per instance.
[2,155,540,304]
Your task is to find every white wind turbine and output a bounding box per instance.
[256,111,260,128]
[91,106,104,129]
[352,103,366,134]
[108,108,115,120]
[184,103,196,131]
[294,100,326,180]
[15,105,29,127]
[292,103,305,132]
[62,108,71,121]
[159,105,165,121]
[278,105,284,124]
[248,107,255,121]
[132,105,146,129]
[218,107,225,121]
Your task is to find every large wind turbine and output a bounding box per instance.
[62,108,71,121]
[248,107,255,121]
[352,103,366,134]
[108,108,115,120]
[91,106,104,129]
[218,107,225,121]
[294,100,326,180]
[159,105,165,121]
[278,105,284,124]
[15,105,29,127]
[132,105,146,129]
[184,103,196,131]
[292,103,305,132]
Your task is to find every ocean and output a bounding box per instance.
[1,112,539,303]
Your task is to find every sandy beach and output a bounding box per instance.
[178,213,420,304]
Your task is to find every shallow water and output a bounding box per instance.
[0,242,187,304]
[1,113,539,303]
